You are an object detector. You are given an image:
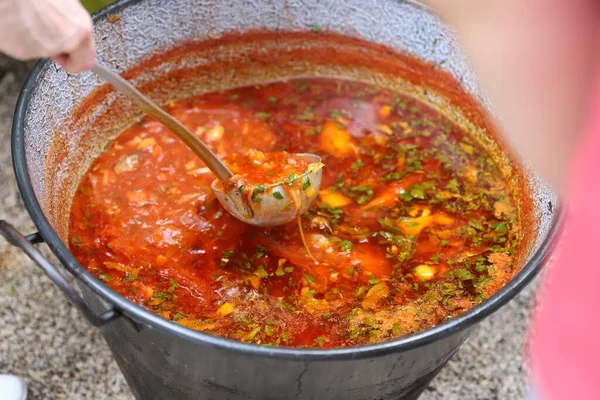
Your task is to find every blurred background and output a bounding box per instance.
[81,0,116,13]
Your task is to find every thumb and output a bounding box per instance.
[52,34,96,73]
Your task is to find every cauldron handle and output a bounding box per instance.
[0,220,120,327]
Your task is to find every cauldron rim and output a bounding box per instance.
[10,0,562,361]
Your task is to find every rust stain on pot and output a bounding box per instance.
[107,15,121,24]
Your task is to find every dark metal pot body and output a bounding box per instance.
[1,0,561,399]
[89,280,473,399]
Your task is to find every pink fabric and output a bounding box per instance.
[529,63,600,399]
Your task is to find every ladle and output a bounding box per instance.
[92,63,323,226]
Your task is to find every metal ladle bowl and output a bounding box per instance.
[212,153,323,226]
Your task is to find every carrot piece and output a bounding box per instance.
[378,105,392,119]
[217,303,234,317]
[318,122,355,157]
[319,189,353,208]
[155,255,168,267]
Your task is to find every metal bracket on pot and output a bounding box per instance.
[0,220,120,327]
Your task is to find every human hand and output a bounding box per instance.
[0,0,96,73]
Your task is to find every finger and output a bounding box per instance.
[51,53,70,68]
[53,34,96,73]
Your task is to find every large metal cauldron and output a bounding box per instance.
[0,0,561,399]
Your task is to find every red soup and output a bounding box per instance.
[69,77,520,348]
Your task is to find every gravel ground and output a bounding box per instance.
[0,61,534,400]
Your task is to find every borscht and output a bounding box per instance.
[69,77,520,348]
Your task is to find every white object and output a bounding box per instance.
[0,375,27,400]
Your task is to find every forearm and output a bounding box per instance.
[423,0,600,191]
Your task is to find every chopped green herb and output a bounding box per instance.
[356,195,371,205]
[302,176,311,190]
[381,171,402,181]
[286,174,298,185]
[223,250,235,259]
[411,184,426,199]
[167,279,178,293]
[340,240,353,252]
[446,179,460,192]
[296,108,314,121]
[453,269,474,281]
[475,264,487,273]
[255,112,271,120]
[493,222,508,235]
[330,109,341,119]
[267,96,277,103]
[246,327,261,341]
[252,184,266,202]
[348,184,374,204]
[264,325,275,336]
[255,246,266,259]
[303,274,317,284]
[406,159,423,172]
[351,159,364,170]
[252,184,265,196]
[272,191,284,200]
[469,220,484,231]
[254,266,269,279]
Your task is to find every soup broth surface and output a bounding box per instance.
[69,77,519,347]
